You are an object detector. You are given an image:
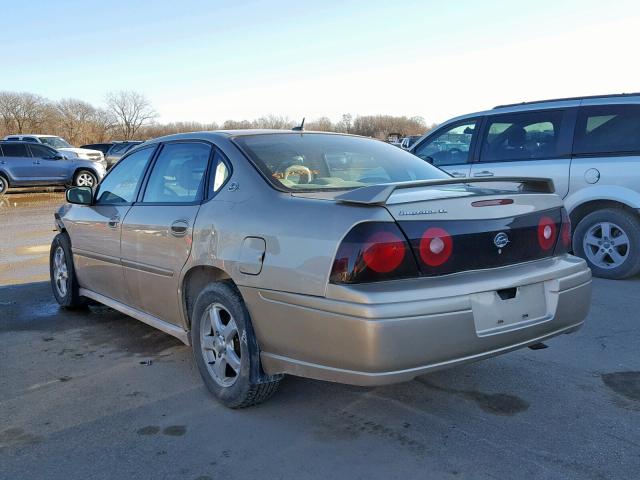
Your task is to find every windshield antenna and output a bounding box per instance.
[292,117,305,131]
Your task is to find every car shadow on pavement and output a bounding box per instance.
[0,281,184,358]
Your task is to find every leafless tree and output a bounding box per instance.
[106,90,158,140]
[336,113,353,133]
[0,89,438,145]
[0,91,49,134]
[56,98,97,145]
[306,116,333,131]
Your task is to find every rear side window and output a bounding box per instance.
[481,110,564,162]
[1,143,29,157]
[574,105,640,155]
[210,150,230,194]
[142,142,210,203]
[96,147,155,204]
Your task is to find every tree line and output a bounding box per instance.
[0,90,435,146]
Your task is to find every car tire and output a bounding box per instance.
[74,170,97,188]
[191,281,281,408]
[573,208,640,279]
[50,232,86,308]
[0,174,8,196]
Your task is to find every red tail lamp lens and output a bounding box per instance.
[362,231,406,273]
[420,227,453,266]
[537,216,557,250]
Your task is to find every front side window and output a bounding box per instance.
[234,133,448,191]
[29,144,57,158]
[413,121,476,167]
[95,147,155,204]
[574,105,640,155]
[143,142,210,203]
[1,143,29,157]
[481,110,564,162]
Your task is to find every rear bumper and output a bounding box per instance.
[240,255,592,386]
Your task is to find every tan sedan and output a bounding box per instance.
[50,131,592,407]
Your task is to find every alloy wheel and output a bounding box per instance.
[582,221,630,269]
[200,303,242,387]
[76,173,95,187]
[53,246,69,297]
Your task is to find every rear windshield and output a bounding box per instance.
[233,133,448,191]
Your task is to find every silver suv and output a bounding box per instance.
[0,141,106,195]
[411,93,640,279]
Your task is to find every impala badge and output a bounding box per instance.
[494,232,509,254]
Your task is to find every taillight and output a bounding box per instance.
[537,216,557,251]
[330,222,419,284]
[555,208,572,254]
[362,231,406,273]
[419,227,453,266]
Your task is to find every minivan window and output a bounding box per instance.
[574,105,640,155]
[143,142,210,203]
[1,143,29,157]
[413,121,477,167]
[95,147,155,204]
[234,133,448,191]
[481,110,564,162]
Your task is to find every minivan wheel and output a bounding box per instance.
[191,281,281,408]
[50,233,86,308]
[0,175,8,195]
[74,170,97,187]
[573,208,640,279]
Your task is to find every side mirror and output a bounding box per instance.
[66,186,93,205]
[54,153,65,160]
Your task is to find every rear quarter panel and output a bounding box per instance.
[187,143,393,298]
[566,156,640,212]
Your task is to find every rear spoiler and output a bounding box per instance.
[334,177,555,206]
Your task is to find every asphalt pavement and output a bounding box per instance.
[1,192,639,480]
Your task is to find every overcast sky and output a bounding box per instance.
[3,0,640,125]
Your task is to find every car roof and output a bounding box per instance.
[439,92,640,126]
[0,140,51,145]
[142,129,365,145]
[4,134,57,138]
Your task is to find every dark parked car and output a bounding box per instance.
[105,141,144,168]
[81,143,114,155]
[0,141,106,195]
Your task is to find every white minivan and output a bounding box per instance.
[411,93,640,279]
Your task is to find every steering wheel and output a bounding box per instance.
[284,165,313,184]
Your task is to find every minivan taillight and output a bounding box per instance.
[330,222,419,284]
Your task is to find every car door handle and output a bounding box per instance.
[170,220,189,237]
[474,171,494,177]
[33,160,40,165]
[108,216,120,229]
[450,171,466,178]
